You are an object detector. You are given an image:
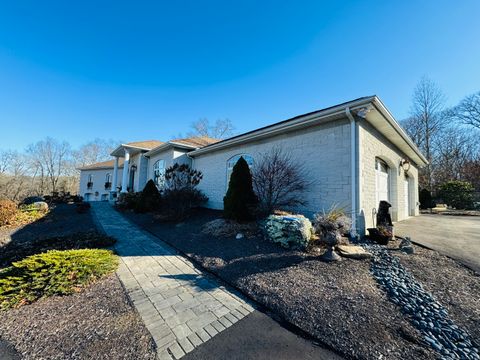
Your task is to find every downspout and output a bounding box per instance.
[345,107,357,238]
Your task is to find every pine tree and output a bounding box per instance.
[136,179,161,213]
[223,157,257,221]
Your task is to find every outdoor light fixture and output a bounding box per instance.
[400,159,411,173]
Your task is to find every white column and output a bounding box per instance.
[121,151,130,193]
[111,157,119,194]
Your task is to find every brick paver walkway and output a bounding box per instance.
[92,203,254,360]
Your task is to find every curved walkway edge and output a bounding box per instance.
[92,203,255,360]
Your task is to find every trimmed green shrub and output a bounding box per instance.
[0,231,116,268]
[438,180,474,209]
[0,249,118,309]
[0,199,18,227]
[419,188,435,209]
[223,157,258,221]
[136,179,161,213]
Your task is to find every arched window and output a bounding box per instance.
[153,160,166,188]
[87,174,93,189]
[105,173,112,189]
[226,154,254,186]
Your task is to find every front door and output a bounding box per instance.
[129,167,136,192]
[375,159,389,208]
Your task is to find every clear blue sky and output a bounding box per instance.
[1,1,479,151]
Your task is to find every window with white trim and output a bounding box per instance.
[153,160,166,189]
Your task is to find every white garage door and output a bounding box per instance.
[404,176,410,217]
[375,159,389,208]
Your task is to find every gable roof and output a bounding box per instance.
[77,158,124,171]
[169,136,220,148]
[124,140,164,150]
[144,136,220,156]
[110,140,164,157]
[189,96,428,166]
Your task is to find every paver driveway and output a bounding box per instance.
[395,214,480,273]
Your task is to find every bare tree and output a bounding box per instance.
[454,91,480,130]
[26,137,71,194]
[406,76,447,190]
[188,118,234,139]
[433,127,478,186]
[0,150,30,201]
[74,138,120,167]
[252,147,311,215]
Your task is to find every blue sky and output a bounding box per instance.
[1,1,479,151]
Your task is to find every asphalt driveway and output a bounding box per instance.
[395,214,480,274]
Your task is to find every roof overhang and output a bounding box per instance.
[365,97,428,166]
[144,142,196,157]
[110,144,153,157]
[189,96,427,167]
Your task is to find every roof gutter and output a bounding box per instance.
[189,97,375,157]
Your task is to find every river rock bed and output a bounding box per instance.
[363,242,479,359]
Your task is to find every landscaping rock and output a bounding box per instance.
[362,241,479,359]
[264,214,313,249]
[400,237,415,254]
[201,219,257,238]
[336,245,372,259]
[32,201,49,211]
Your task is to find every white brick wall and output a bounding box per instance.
[193,119,352,217]
[358,121,419,231]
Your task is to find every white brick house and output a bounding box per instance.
[78,96,427,235]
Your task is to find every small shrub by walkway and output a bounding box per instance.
[0,249,118,309]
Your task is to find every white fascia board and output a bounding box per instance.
[189,97,375,157]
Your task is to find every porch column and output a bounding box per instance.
[121,151,130,193]
[111,157,119,198]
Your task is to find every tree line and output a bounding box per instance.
[401,77,480,199]
[0,138,120,201]
[0,118,234,202]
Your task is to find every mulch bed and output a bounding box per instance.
[0,203,97,247]
[0,274,156,360]
[124,208,470,360]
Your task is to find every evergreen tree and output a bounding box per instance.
[223,157,257,221]
[136,179,161,213]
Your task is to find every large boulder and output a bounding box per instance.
[264,214,313,249]
[336,245,372,260]
[32,201,49,212]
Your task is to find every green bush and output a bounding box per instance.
[116,192,141,210]
[419,188,435,209]
[162,188,207,221]
[223,157,258,221]
[135,179,161,213]
[0,199,18,227]
[438,180,474,209]
[0,231,116,268]
[0,249,118,309]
